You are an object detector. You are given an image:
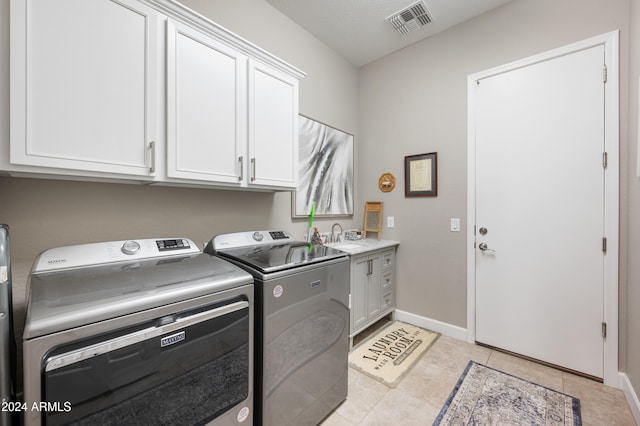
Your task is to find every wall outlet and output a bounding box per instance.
[387,216,395,228]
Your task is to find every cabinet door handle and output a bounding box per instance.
[250,158,256,182]
[238,156,244,181]
[149,141,156,173]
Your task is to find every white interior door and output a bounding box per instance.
[474,44,606,378]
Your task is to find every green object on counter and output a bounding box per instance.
[309,203,315,229]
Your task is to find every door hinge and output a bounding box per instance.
[603,152,608,169]
[603,64,608,83]
[602,237,607,253]
[602,322,607,338]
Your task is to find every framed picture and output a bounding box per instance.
[405,152,438,197]
[292,116,354,218]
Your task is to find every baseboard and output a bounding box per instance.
[394,310,636,404]
[621,372,640,425]
[394,309,467,341]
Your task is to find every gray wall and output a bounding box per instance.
[626,0,640,399]
[358,0,631,329]
[358,0,635,379]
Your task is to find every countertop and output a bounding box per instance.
[326,239,399,255]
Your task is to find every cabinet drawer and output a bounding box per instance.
[381,249,395,270]
[381,271,393,291]
[381,291,393,311]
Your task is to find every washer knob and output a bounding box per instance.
[121,240,141,255]
[252,232,264,242]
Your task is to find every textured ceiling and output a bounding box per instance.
[264,0,513,67]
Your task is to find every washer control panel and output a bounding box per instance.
[269,231,289,240]
[121,240,141,255]
[212,230,295,250]
[156,239,191,252]
[33,238,200,272]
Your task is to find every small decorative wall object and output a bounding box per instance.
[293,116,354,218]
[378,173,396,192]
[404,152,437,197]
[364,201,383,240]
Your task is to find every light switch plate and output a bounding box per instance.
[450,218,461,232]
[387,216,395,228]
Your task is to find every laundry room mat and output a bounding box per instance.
[434,361,582,425]
[348,321,439,387]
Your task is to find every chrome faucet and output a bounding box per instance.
[330,223,343,243]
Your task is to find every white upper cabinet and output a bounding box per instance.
[8,0,304,190]
[10,0,159,178]
[166,19,246,185]
[248,60,299,189]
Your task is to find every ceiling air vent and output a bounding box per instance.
[386,0,433,35]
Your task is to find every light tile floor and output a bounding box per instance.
[322,325,637,426]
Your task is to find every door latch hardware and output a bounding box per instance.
[478,243,495,253]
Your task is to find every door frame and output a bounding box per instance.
[466,31,620,387]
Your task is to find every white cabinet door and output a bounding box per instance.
[366,255,381,321]
[10,0,159,177]
[351,252,384,335]
[248,59,299,189]
[166,19,246,184]
[351,255,370,332]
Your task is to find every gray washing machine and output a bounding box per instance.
[22,238,254,426]
[206,231,350,426]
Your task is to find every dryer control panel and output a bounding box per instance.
[33,238,200,272]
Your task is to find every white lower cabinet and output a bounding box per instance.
[350,247,397,347]
[8,0,304,190]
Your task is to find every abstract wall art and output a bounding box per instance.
[293,116,354,218]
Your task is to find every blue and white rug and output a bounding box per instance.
[434,361,581,425]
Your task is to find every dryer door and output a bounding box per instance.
[43,297,250,426]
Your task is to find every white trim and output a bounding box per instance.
[466,31,620,387]
[621,373,640,424]
[394,309,467,341]
[149,0,305,80]
[466,73,478,346]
